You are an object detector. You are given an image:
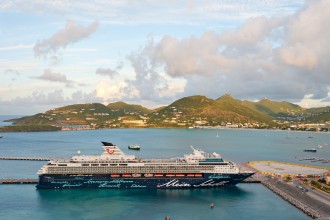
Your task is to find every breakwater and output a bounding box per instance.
[255,175,330,219]
[0,156,56,161]
[0,179,38,184]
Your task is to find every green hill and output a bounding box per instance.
[5,94,330,129]
[148,95,273,127]
[216,94,274,125]
[253,98,304,117]
[107,102,152,114]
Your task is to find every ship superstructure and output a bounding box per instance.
[36,142,254,189]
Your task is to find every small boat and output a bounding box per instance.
[111,174,120,178]
[154,174,163,177]
[187,174,195,177]
[175,174,185,177]
[132,173,141,177]
[128,145,140,150]
[195,174,203,177]
[144,174,153,177]
[122,174,131,177]
[166,174,175,177]
[304,149,317,153]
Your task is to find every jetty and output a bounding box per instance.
[246,162,330,219]
[0,156,56,161]
[255,175,330,219]
[0,179,38,184]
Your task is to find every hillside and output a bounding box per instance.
[107,102,152,114]
[5,94,330,129]
[216,94,274,124]
[148,95,272,127]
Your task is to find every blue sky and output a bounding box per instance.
[1,0,330,115]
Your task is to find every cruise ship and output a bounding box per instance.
[36,142,254,189]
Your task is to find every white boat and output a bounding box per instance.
[128,145,140,150]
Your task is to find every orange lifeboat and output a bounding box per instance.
[132,174,141,177]
[187,174,195,177]
[144,174,153,177]
[154,174,163,177]
[122,174,131,177]
[111,174,120,178]
[166,174,175,177]
[195,174,202,177]
[175,174,185,177]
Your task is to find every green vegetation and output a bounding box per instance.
[0,125,61,132]
[311,179,330,194]
[4,94,330,130]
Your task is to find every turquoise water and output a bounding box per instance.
[0,184,309,220]
[0,125,329,219]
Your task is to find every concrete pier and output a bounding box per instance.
[246,161,330,220]
[0,156,56,161]
[0,179,38,184]
[259,176,325,219]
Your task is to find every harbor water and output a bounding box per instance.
[0,118,329,219]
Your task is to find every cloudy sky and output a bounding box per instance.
[1,0,330,115]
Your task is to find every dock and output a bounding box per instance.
[0,156,57,161]
[255,175,330,219]
[0,179,38,184]
[246,162,330,219]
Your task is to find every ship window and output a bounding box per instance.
[91,164,99,166]
[82,164,89,166]
[119,164,127,166]
[100,164,108,166]
[58,164,67,166]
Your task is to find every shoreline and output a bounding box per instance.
[0,125,329,133]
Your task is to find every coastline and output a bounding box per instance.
[0,125,329,133]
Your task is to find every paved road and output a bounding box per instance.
[293,180,330,205]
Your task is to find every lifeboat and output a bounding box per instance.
[154,174,163,177]
[111,174,120,178]
[122,174,131,177]
[175,174,185,177]
[166,174,175,177]
[132,174,141,177]
[144,174,153,177]
[195,174,202,177]
[187,174,195,177]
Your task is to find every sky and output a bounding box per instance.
[1,0,330,115]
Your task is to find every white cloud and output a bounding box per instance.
[96,79,139,101]
[33,68,68,82]
[279,0,330,70]
[0,89,102,114]
[33,20,99,59]
[96,68,118,77]
[121,0,330,103]
[31,68,77,88]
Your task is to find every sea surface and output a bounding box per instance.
[0,116,329,219]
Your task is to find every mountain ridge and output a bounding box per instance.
[6,94,330,129]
